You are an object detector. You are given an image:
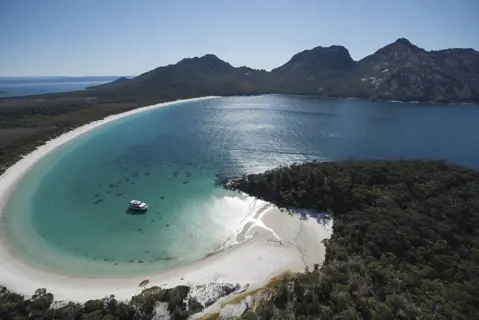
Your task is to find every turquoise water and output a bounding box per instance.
[2,96,479,276]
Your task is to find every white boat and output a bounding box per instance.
[128,200,149,211]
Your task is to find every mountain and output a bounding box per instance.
[340,38,479,101]
[90,39,479,103]
[270,45,355,94]
[90,54,269,100]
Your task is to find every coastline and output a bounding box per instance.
[0,96,332,303]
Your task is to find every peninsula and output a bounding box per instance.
[0,38,479,320]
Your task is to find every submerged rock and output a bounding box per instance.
[154,256,173,261]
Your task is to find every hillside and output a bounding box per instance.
[89,38,479,103]
[89,54,270,99]
[269,45,354,95]
[338,38,479,101]
[226,160,479,319]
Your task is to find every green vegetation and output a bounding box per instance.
[223,273,290,306]
[0,94,149,177]
[229,160,479,319]
[139,279,150,288]
[0,284,205,320]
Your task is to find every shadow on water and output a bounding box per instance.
[126,208,148,215]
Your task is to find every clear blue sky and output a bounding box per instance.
[1,0,478,76]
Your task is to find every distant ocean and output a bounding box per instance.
[0,76,125,98]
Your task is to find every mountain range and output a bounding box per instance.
[91,38,479,103]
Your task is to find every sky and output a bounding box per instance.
[1,0,478,77]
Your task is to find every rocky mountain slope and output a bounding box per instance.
[90,38,479,103]
[340,38,479,101]
[91,54,269,100]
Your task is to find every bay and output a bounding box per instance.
[2,95,478,276]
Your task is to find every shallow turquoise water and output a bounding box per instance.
[2,96,479,276]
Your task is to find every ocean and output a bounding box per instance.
[0,76,123,97]
[2,95,479,276]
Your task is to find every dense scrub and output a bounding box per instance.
[230,160,479,319]
[0,284,203,320]
[0,94,147,176]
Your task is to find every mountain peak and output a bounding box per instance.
[172,53,234,75]
[393,38,414,46]
[373,37,423,55]
[273,45,354,74]
[91,39,479,103]
[199,53,222,61]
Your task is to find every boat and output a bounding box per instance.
[128,200,149,212]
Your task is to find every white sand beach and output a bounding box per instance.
[0,96,332,303]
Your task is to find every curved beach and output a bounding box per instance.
[0,96,332,302]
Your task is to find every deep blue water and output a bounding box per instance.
[0,76,124,97]
[2,95,479,276]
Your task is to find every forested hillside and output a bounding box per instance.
[229,160,479,319]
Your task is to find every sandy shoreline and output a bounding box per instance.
[0,96,332,303]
